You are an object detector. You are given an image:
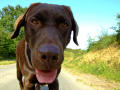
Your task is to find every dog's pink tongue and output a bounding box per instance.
[35,69,57,84]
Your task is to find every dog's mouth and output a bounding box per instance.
[35,69,57,84]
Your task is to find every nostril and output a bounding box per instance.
[52,55,58,61]
[41,55,47,60]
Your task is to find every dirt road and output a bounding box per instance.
[0,64,94,90]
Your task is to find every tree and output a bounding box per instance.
[0,5,26,57]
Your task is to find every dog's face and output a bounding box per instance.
[11,3,78,84]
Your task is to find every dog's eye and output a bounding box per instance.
[31,19,39,25]
[59,23,68,28]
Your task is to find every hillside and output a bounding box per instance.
[63,43,120,89]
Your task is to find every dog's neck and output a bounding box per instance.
[25,42,32,66]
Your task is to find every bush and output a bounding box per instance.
[87,34,117,51]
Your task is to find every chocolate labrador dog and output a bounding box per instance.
[11,3,78,90]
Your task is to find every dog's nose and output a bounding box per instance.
[39,44,60,61]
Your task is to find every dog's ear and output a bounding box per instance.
[11,3,40,39]
[63,6,79,45]
[11,14,24,39]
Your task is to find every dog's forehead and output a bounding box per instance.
[27,4,66,17]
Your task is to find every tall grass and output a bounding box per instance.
[78,61,120,82]
[63,48,120,82]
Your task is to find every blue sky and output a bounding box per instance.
[0,0,120,49]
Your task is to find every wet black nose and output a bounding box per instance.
[39,44,60,61]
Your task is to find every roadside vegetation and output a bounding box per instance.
[0,57,16,65]
[0,59,15,65]
[63,43,120,83]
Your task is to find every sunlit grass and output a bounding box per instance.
[63,47,120,83]
[0,60,16,65]
[0,57,16,65]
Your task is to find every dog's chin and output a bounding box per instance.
[35,69,57,84]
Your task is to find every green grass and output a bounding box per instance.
[0,60,16,65]
[0,57,16,65]
[63,49,120,83]
[78,61,120,82]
